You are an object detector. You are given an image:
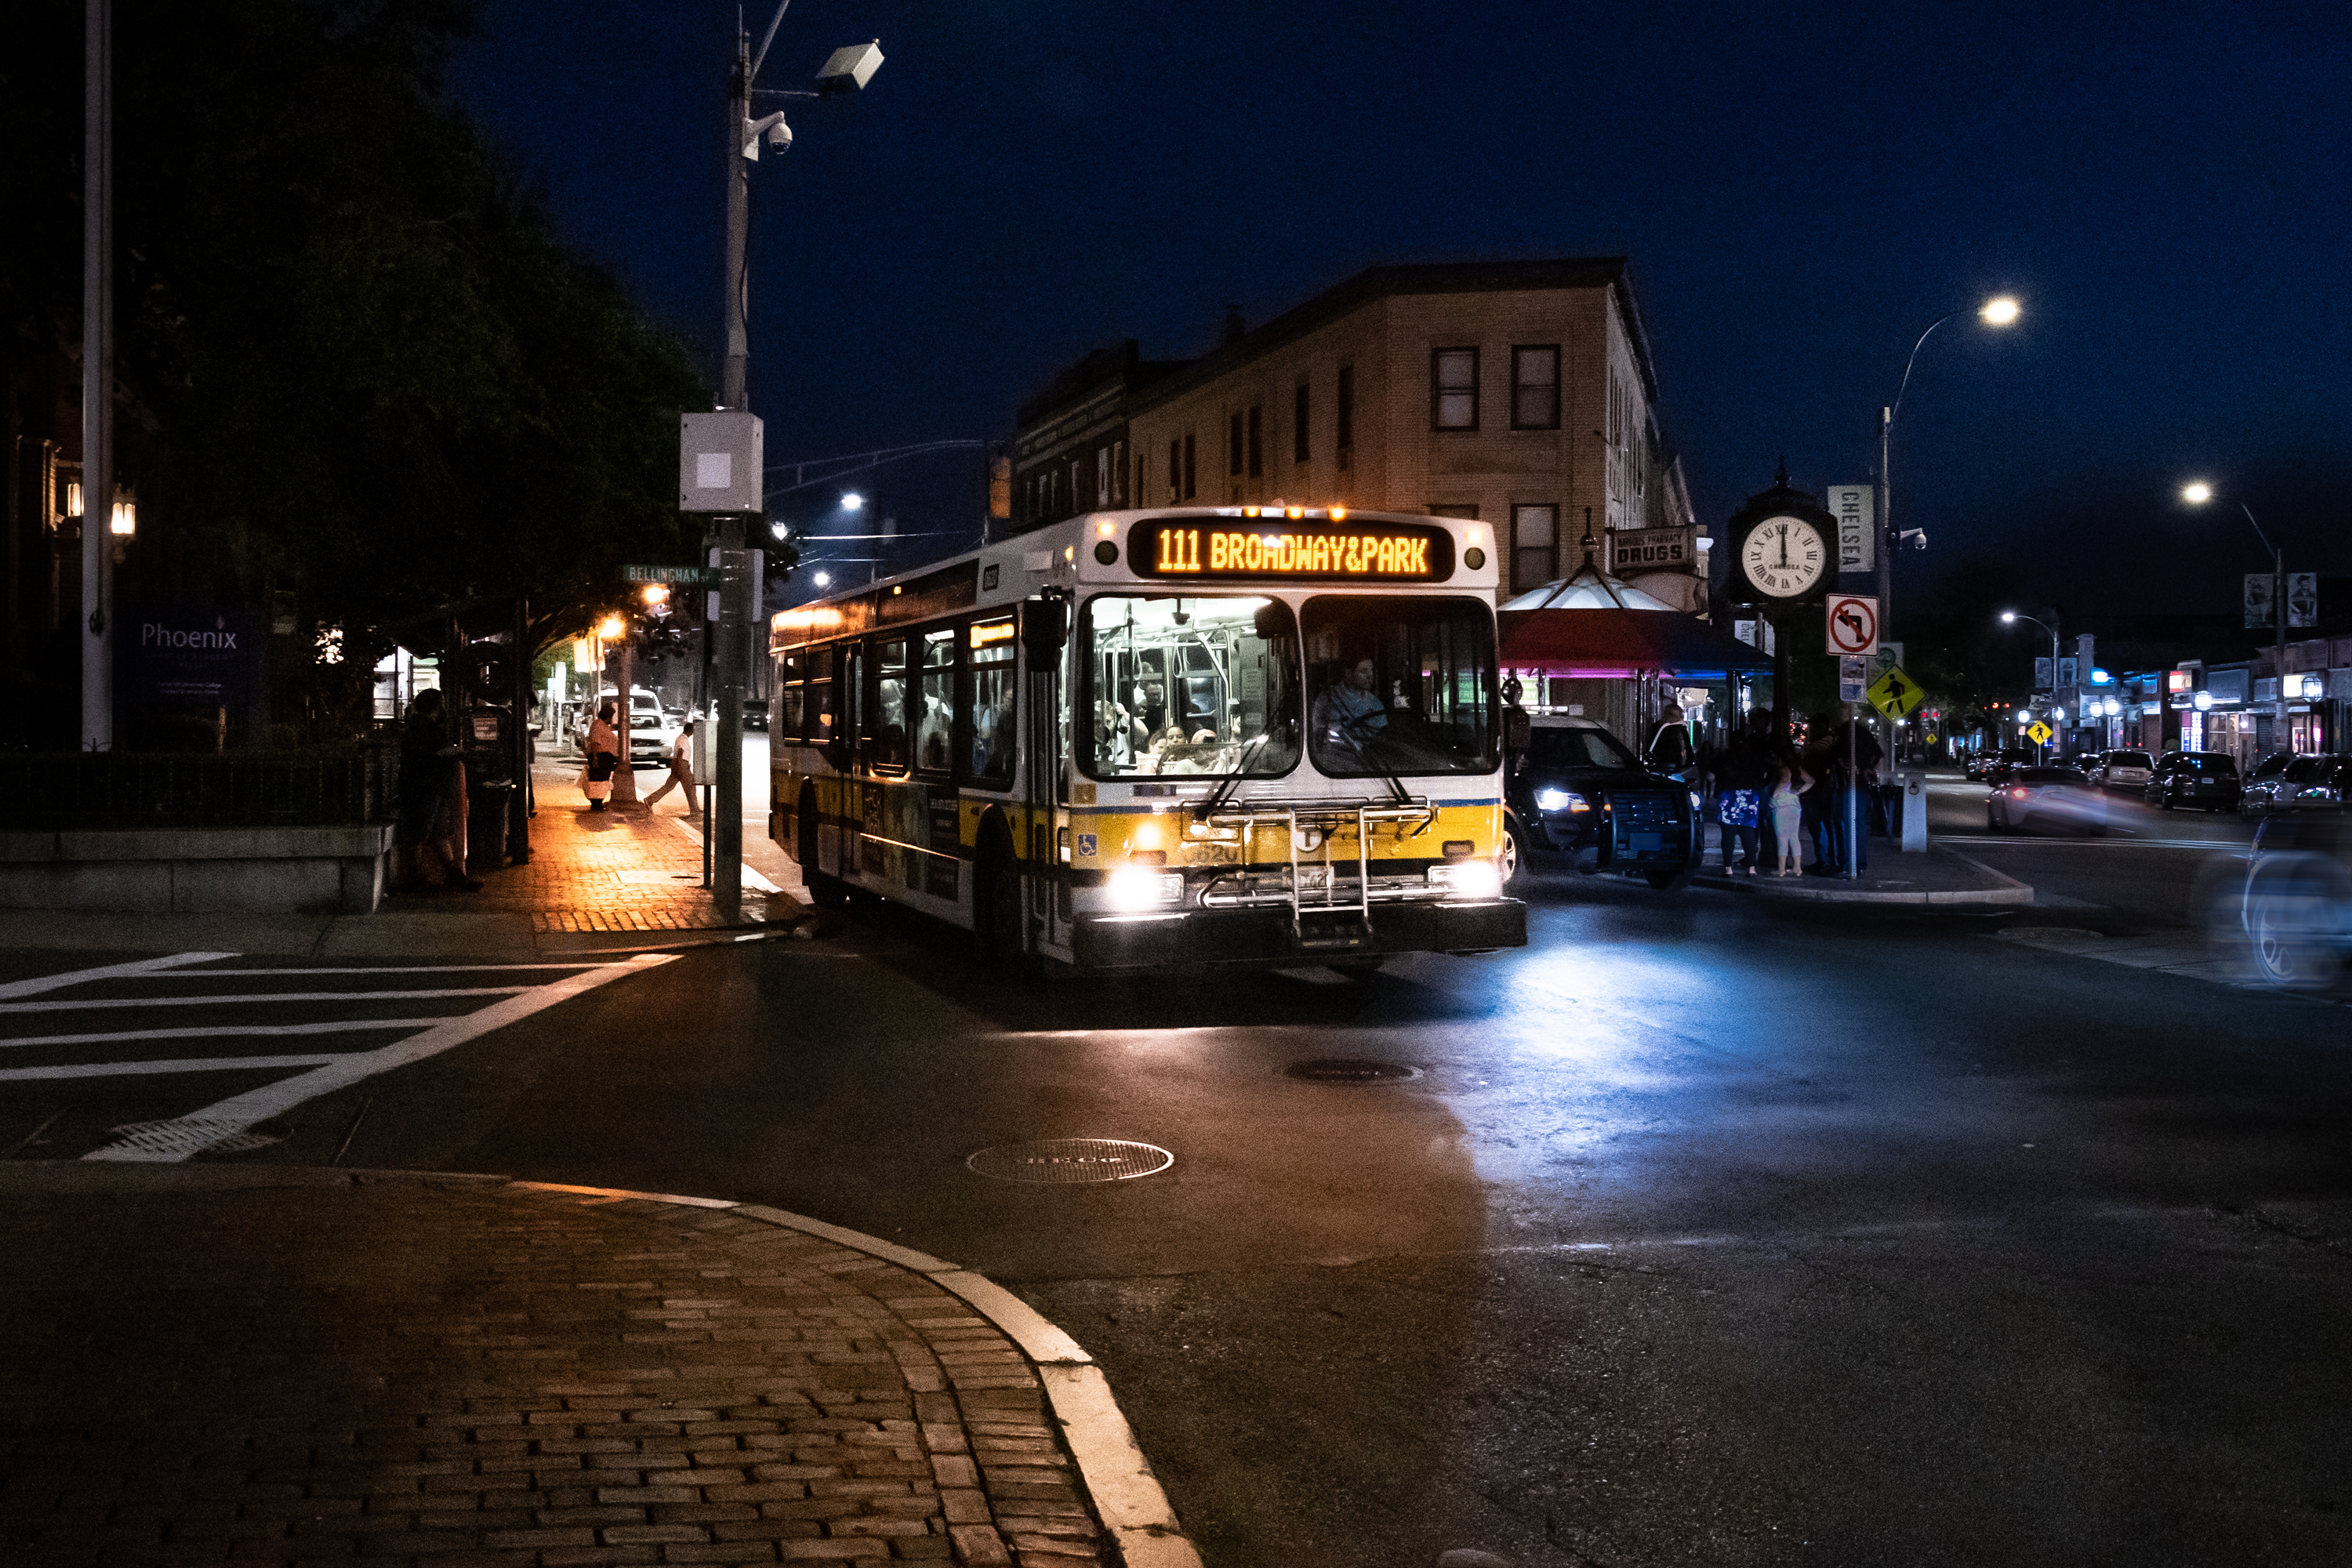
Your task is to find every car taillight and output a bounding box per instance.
[2009,787,2029,799]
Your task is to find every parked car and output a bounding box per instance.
[1987,766,2108,835]
[2241,753,2338,819]
[1503,717,1701,891]
[2144,750,2240,812]
[2092,749,2155,792]
[2240,809,2352,991]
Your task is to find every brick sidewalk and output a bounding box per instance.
[0,1170,1116,1567]
[398,766,764,936]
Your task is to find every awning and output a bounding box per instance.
[1499,607,1772,681]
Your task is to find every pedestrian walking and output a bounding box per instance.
[397,689,482,891]
[1767,761,1814,877]
[582,701,620,812]
[644,724,698,815]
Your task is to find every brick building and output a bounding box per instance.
[1011,259,1703,609]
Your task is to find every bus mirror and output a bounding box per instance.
[1253,604,1288,641]
[1504,710,1531,753]
[1020,597,1068,657]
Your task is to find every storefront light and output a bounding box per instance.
[2193,691,2213,711]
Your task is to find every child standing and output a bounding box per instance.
[1768,762,1813,877]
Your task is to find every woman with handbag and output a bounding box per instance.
[583,700,620,811]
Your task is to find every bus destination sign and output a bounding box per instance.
[1126,520,1454,583]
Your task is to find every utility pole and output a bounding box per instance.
[81,0,114,750]
[711,22,754,918]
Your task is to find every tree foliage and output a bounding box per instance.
[5,0,706,738]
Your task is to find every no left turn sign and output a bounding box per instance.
[1826,594,1879,657]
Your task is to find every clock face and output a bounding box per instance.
[1740,514,1827,598]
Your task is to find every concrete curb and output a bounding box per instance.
[511,1180,1203,1568]
[1692,845,2033,906]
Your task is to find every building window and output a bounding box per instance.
[1337,365,1354,467]
[1112,440,1126,506]
[1096,447,1111,509]
[1182,432,1196,499]
[1512,346,1559,430]
[1167,439,1181,501]
[1247,405,1263,478]
[1512,503,1558,594]
[1229,412,1245,477]
[1427,504,1479,520]
[1432,348,1478,430]
[1069,459,1082,515]
[1294,383,1310,465]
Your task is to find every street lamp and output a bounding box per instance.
[1879,296,2022,615]
[2182,481,2291,741]
[2000,608,2062,757]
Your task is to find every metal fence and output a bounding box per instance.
[20,746,398,831]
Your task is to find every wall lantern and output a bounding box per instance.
[109,488,137,538]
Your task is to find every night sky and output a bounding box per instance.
[449,1,2350,614]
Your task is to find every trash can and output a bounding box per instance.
[468,779,513,871]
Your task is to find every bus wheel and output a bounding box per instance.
[1500,816,1526,887]
[975,825,1025,964]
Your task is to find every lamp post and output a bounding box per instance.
[82,0,116,750]
[712,9,881,914]
[2182,481,2289,745]
[2000,609,2061,759]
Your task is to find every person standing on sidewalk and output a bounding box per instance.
[1767,760,1814,877]
[397,689,481,891]
[583,701,620,812]
[643,724,698,816]
[1711,732,1762,873]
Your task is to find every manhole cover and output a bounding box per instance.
[967,1138,1174,1184]
[1285,1058,1421,1083]
[102,1116,286,1158]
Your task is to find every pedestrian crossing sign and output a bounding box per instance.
[1866,664,1926,719]
[2027,720,2053,744]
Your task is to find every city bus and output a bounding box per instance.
[768,506,1525,973]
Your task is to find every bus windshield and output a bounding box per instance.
[1080,595,1302,779]
[1304,595,1497,777]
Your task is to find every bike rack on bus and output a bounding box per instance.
[1191,798,1438,948]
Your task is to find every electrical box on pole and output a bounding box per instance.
[680,412,764,513]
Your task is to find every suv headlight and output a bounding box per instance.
[1534,787,1588,813]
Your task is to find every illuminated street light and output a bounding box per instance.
[811,570,831,587]
[641,583,670,608]
[840,492,865,511]
[2183,480,2289,735]
[597,615,626,640]
[1979,296,2021,326]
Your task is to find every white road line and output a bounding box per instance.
[0,1054,344,1081]
[0,952,238,1001]
[116,964,604,977]
[666,815,782,893]
[2,1019,463,1050]
[0,987,532,1015]
[1937,835,2244,850]
[82,953,680,1163]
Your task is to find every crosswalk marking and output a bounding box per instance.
[0,987,534,1015]
[0,952,238,1001]
[80,953,678,1162]
[2,1019,465,1051]
[0,1054,346,1081]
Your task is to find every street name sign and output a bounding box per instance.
[1867,664,1926,719]
[624,564,719,586]
[1828,485,1875,574]
[1826,593,1879,657]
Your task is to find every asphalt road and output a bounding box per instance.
[5,798,2348,1566]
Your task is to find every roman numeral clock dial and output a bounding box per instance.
[1740,514,1827,599]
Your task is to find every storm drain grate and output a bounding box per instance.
[967,1138,1174,1184]
[101,1116,286,1159]
[1285,1058,1421,1083]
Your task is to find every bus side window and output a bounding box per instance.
[914,626,955,775]
[967,616,1016,786]
[873,638,910,773]
[842,642,865,769]
[807,645,835,754]
[779,651,804,741]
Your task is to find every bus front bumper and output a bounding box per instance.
[1067,898,1526,972]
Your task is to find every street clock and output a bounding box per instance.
[1740,515,1828,598]
[1722,466,1839,607]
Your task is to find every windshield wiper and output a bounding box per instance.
[1338,712,1413,807]
[1194,732,1275,822]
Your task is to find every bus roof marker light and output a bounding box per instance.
[1466,524,1485,546]
[1286,506,1305,520]
[1330,506,1346,521]
[1096,519,1116,539]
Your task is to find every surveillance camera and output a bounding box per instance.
[767,117,793,154]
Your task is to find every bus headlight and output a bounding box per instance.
[1105,866,1184,910]
[1429,859,1503,900]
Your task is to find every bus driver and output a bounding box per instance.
[1312,655,1386,748]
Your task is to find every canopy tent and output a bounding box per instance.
[1497,563,1769,681]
